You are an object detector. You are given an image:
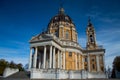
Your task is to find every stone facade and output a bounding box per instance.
[28,8,106,79]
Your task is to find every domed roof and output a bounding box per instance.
[49,8,73,24]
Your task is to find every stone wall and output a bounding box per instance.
[3,67,19,78]
[30,69,90,79]
[88,72,106,78]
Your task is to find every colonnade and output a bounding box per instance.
[29,46,102,72]
[28,45,65,70]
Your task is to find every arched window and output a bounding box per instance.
[66,30,69,39]
[85,57,87,62]
[90,35,94,42]
[69,52,72,57]
[92,58,94,62]
[75,34,77,41]
[92,64,95,70]
[54,31,58,37]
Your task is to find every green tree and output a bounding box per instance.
[0,59,9,76]
[113,56,120,71]
[0,59,24,76]
[111,56,120,78]
[9,61,17,68]
[16,63,24,71]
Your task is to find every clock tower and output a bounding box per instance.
[86,18,97,50]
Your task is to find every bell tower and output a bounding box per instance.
[86,18,97,50]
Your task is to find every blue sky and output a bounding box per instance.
[0,0,120,69]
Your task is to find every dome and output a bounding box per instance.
[47,7,78,43]
[48,8,74,25]
[50,14,73,23]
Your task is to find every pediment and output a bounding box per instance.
[30,33,53,42]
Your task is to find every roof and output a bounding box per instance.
[48,7,75,28]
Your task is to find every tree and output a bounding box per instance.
[9,61,16,68]
[0,59,9,75]
[16,63,24,71]
[111,56,120,78]
[113,56,120,71]
[0,59,24,76]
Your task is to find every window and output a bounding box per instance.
[85,57,87,62]
[75,34,77,41]
[85,64,87,66]
[66,30,69,39]
[85,66,88,71]
[65,17,69,20]
[90,35,94,42]
[55,17,58,20]
[92,64,95,70]
[89,28,92,31]
[92,58,94,62]
[101,66,104,71]
[66,22,69,25]
[54,31,58,37]
[69,52,72,57]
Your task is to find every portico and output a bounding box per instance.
[29,41,64,70]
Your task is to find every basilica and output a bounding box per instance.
[28,7,106,79]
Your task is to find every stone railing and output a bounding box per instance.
[3,67,19,78]
[97,45,103,49]
[82,45,104,50]
[62,41,81,48]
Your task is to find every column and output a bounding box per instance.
[75,53,77,70]
[39,62,41,69]
[88,54,90,72]
[78,54,80,70]
[33,47,38,68]
[38,52,41,69]
[60,51,63,69]
[103,55,105,72]
[53,47,56,68]
[82,56,84,69]
[63,28,64,38]
[63,52,65,69]
[43,46,46,69]
[46,52,48,69]
[49,45,52,68]
[96,55,100,72]
[57,50,60,68]
[29,48,32,69]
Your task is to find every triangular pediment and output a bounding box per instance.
[30,33,54,42]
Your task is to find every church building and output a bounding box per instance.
[28,7,106,79]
